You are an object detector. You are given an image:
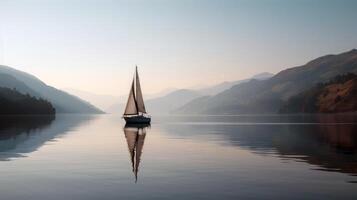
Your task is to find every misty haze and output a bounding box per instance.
[0,0,356,200]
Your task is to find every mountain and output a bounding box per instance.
[195,72,274,95]
[176,49,357,114]
[280,73,357,113]
[0,73,39,95]
[251,72,275,80]
[0,65,103,113]
[0,87,55,115]
[145,87,179,99]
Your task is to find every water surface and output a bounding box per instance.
[0,114,356,199]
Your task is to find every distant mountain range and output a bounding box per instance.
[0,65,103,113]
[3,49,355,115]
[106,72,273,114]
[64,87,178,112]
[195,72,274,96]
[107,89,202,114]
[176,49,357,114]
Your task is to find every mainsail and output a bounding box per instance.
[124,66,146,115]
[124,78,138,115]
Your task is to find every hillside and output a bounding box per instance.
[0,65,103,113]
[0,87,55,115]
[280,73,357,113]
[0,73,40,95]
[196,72,274,95]
[176,49,357,114]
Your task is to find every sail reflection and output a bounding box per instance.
[124,124,149,183]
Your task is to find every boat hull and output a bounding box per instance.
[124,115,151,124]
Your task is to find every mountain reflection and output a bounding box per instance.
[161,114,357,177]
[124,124,149,183]
[274,115,357,175]
[0,115,94,161]
[0,115,55,140]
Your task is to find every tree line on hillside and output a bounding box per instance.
[0,87,55,115]
[279,73,357,113]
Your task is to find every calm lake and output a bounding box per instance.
[0,114,356,199]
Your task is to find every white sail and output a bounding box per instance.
[124,79,138,115]
[135,67,146,113]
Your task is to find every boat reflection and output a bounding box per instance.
[124,124,149,183]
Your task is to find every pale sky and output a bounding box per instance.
[0,0,357,96]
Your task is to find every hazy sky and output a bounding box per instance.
[0,0,357,96]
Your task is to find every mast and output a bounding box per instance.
[133,68,139,113]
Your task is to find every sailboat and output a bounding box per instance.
[123,66,151,124]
